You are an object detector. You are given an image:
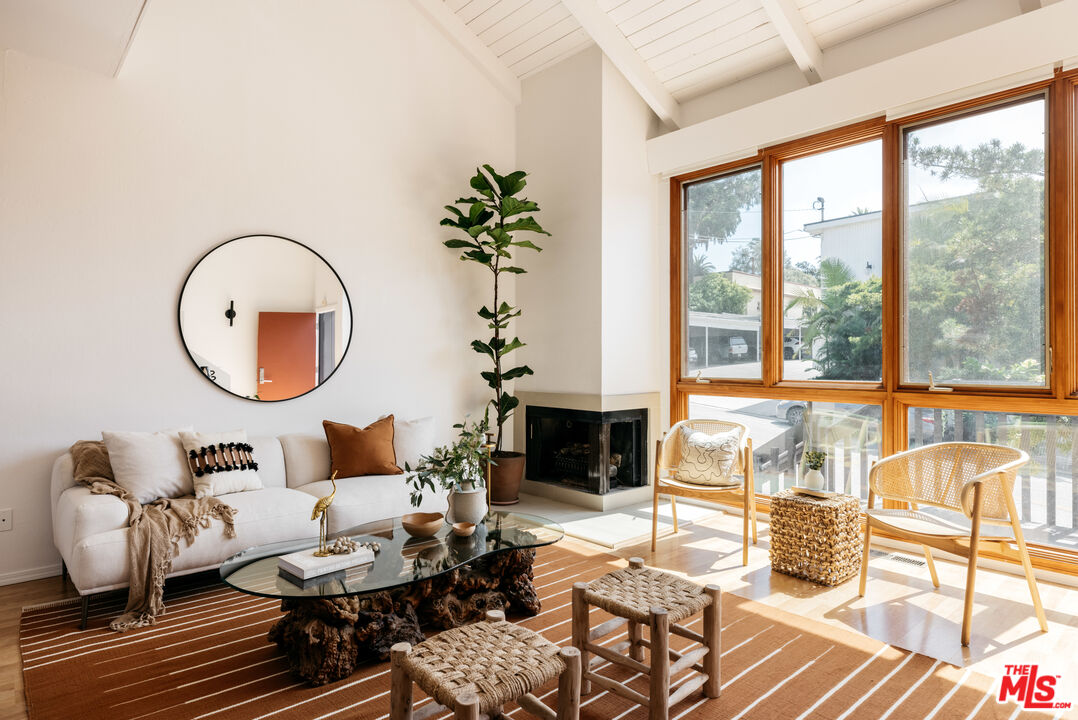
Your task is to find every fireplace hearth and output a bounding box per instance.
[525,406,647,495]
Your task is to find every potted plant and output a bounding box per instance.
[440,165,549,504]
[405,414,491,525]
[803,450,827,491]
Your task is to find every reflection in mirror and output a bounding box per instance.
[179,235,352,401]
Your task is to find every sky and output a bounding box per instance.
[690,97,1047,270]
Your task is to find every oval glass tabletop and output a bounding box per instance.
[219,511,564,600]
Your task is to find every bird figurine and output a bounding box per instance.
[311,470,338,557]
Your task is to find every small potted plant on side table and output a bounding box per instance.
[405,414,491,526]
[803,450,827,491]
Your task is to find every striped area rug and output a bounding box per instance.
[21,545,1040,720]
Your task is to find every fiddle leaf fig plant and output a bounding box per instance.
[441,165,549,451]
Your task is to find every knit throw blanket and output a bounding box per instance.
[69,441,238,632]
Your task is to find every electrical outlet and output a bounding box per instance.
[0,508,11,532]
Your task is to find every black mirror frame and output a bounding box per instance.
[177,233,353,403]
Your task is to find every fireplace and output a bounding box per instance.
[525,406,647,495]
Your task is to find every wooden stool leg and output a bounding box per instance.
[703,585,721,698]
[454,693,480,720]
[628,621,644,662]
[557,646,582,720]
[626,557,645,662]
[390,643,413,720]
[649,607,670,720]
[571,582,591,695]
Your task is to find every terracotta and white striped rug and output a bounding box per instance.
[21,545,1042,719]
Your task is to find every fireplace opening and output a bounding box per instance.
[525,406,647,495]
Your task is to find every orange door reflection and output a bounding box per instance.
[257,312,316,401]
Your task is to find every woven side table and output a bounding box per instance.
[769,489,861,586]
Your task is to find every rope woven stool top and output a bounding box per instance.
[401,619,565,715]
[585,566,710,623]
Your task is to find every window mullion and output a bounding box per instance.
[762,154,782,387]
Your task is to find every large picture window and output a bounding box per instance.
[902,97,1048,387]
[684,167,763,379]
[782,141,883,382]
[671,74,1078,572]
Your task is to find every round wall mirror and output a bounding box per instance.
[178,235,352,401]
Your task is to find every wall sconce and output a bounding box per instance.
[865,262,873,271]
[225,300,237,327]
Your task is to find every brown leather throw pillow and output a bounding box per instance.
[323,416,403,478]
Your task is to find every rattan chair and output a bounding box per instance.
[651,420,757,565]
[858,442,1048,646]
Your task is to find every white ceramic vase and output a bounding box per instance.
[447,486,488,525]
[804,468,825,491]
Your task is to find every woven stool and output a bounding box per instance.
[390,610,581,720]
[572,558,720,720]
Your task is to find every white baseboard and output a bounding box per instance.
[0,563,62,587]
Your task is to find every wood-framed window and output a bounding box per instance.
[669,72,1078,575]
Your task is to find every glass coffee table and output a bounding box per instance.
[220,511,564,685]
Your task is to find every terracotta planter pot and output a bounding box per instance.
[488,451,525,505]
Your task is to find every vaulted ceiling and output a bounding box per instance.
[0,0,1062,131]
[448,0,956,94]
[442,0,1058,127]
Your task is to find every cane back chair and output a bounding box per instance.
[652,420,757,565]
[858,442,1048,646]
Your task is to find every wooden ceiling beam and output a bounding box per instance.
[759,0,824,84]
[559,0,682,129]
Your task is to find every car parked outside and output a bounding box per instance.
[723,336,749,361]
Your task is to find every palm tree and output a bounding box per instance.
[688,248,716,282]
[785,259,858,375]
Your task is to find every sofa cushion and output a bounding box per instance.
[296,475,448,535]
[102,428,193,503]
[279,434,331,489]
[66,487,319,594]
[323,417,403,478]
[249,435,285,488]
[391,416,435,470]
[179,429,263,498]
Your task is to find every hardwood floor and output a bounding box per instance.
[3,511,1076,719]
[0,574,78,720]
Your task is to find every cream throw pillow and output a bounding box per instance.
[384,415,435,470]
[102,428,194,504]
[179,430,263,498]
[674,427,741,486]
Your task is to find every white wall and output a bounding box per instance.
[0,0,516,584]
[600,55,663,397]
[515,46,604,396]
[515,48,666,421]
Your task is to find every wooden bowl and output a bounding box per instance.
[452,522,476,537]
[401,512,444,538]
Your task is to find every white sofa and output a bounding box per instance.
[51,432,447,600]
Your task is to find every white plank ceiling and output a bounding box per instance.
[445,0,958,99]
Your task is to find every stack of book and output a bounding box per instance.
[277,545,375,588]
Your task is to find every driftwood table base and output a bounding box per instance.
[267,548,540,685]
